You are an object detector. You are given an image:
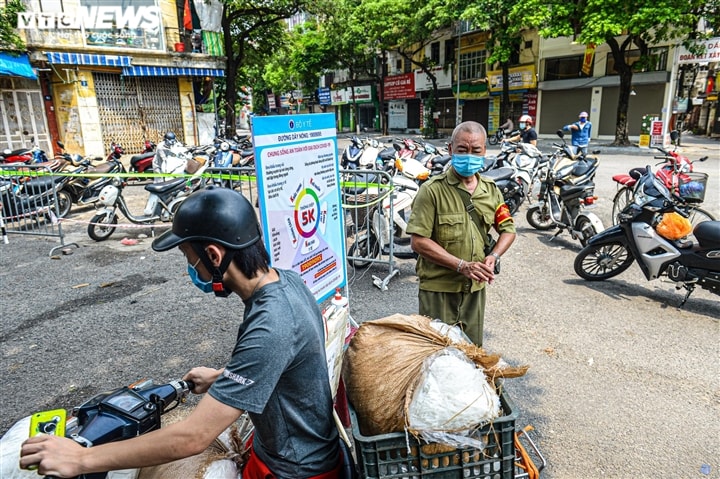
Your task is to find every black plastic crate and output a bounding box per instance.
[350,388,517,479]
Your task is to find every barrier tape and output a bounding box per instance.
[0,169,257,181]
[59,216,171,230]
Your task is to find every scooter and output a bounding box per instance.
[610,130,713,227]
[574,165,720,306]
[65,141,127,206]
[87,175,197,241]
[525,130,604,246]
[0,378,194,479]
[128,138,157,179]
[341,136,365,169]
[480,153,526,216]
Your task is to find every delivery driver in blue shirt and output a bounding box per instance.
[21,187,342,479]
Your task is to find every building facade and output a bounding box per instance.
[1,0,225,158]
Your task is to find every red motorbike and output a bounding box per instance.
[610,130,714,228]
[128,138,157,179]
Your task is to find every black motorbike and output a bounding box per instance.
[574,165,720,306]
[525,130,604,246]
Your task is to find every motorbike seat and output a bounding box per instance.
[559,183,591,200]
[430,154,451,167]
[240,149,254,158]
[694,221,720,249]
[88,162,118,174]
[481,166,514,182]
[130,151,155,167]
[144,177,187,195]
[4,148,31,157]
[612,174,636,186]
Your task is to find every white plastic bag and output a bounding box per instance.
[407,348,500,449]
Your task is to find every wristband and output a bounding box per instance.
[456,259,464,272]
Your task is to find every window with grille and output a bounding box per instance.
[459,50,486,82]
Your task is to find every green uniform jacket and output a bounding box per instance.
[406,170,516,293]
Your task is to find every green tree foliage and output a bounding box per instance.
[0,0,26,51]
[220,0,306,135]
[430,0,525,121]
[518,0,717,145]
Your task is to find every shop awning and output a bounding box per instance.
[0,52,37,80]
[121,66,225,77]
[45,52,132,67]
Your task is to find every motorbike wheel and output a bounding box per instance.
[506,194,523,216]
[526,205,556,230]
[88,212,118,241]
[488,133,499,146]
[576,217,600,247]
[611,187,633,225]
[347,232,380,269]
[54,188,73,218]
[574,241,635,281]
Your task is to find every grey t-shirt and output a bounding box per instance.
[208,269,339,478]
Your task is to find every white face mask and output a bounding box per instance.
[519,122,526,129]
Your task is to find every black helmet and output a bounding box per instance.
[152,186,262,252]
[164,131,176,141]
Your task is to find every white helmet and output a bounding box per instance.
[519,114,533,125]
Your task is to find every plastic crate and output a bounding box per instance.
[350,389,517,479]
[677,172,708,203]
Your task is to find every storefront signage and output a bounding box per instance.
[17,0,164,51]
[384,73,415,100]
[415,66,453,91]
[677,37,720,64]
[317,87,331,105]
[487,65,537,92]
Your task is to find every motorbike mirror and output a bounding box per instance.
[57,141,65,149]
[556,129,565,139]
[669,130,679,143]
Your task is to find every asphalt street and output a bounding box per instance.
[0,132,718,478]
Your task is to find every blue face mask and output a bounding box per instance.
[188,260,214,294]
[579,117,587,123]
[519,122,526,129]
[452,154,485,177]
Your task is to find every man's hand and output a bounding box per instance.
[20,434,85,477]
[459,260,496,285]
[183,367,223,394]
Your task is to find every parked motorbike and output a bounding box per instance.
[341,136,366,170]
[610,130,714,228]
[480,157,526,216]
[0,135,49,165]
[63,141,127,206]
[525,130,604,246]
[128,138,157,179]
[87,150,209,241]
[0,378,194,479]
[574,165,720,306]
[87,176,193,241]
[487,128,519,146]
[0,168,75,219]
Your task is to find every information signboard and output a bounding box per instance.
[252,113,347,302]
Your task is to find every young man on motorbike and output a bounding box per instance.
[510,114,537,146]
[563,111,592,156]
[20,187,341,479]
[406,121,516,346]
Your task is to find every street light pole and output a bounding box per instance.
[456,21,462,126]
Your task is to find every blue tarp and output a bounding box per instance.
[0,52,37,80]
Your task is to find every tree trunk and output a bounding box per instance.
[609,37,633,146]
[222,10,238,138]
[501,62,510,122]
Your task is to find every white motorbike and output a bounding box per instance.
[87,151,210,241]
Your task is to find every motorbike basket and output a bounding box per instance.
[677,172,707,203]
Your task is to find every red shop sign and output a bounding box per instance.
[384,73,415,100]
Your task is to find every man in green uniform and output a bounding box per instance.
[407,121,516,346]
